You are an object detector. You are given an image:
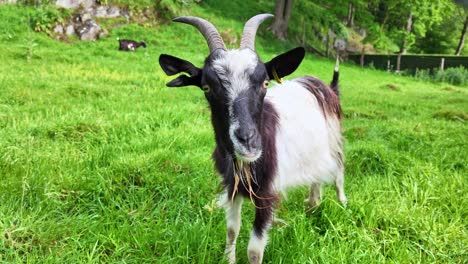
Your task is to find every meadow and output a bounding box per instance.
[0,2,467,263]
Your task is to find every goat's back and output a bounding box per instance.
[265,78,342,191]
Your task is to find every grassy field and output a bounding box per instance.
[0,2,467,263]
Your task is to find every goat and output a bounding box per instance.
[158,14,347,264]
[117,37,147,51]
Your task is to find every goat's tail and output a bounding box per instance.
[330,55,340,97]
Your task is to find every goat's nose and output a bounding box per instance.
[235,128,255,144]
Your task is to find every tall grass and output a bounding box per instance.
[409,66,468,86]
[0,3,467,263]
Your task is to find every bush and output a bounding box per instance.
[413,68,432,82]
[434,66,467,86]
[157,0,202,20]
[410,66,467,86]
[29,7,70,34]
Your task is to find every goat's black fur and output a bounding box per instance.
[118,39,147,51]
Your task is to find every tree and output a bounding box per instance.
[269,0,295,40]
[454,3,468,55]
[346,2,356,27]
[379,0,455,54]
[455,16,468,55]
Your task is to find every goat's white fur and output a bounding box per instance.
[225,196,243,264]
[266,80,343,192]
[247,229,269,264]
[212,49,258,102]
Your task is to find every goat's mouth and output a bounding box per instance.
[234,148,262,163]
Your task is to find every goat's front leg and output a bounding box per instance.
[247,201,274,264]
[225,195,243,264]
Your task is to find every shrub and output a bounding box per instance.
[29,7,70,34]
[413,68,432,82]
[410,66,467,86]
[434,66,467,86]
[157,0,202,20]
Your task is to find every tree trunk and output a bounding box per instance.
[396,53,402,73]
[455,16,468,56]
[301,17,306,46]
[347,3,355,27]
[269,0,295,40]
[378,2,389,31]
[326,33,330,58]
[360,47,365,67]
[400,11,413,55]
[347,3,353,26]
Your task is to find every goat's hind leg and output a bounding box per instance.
[307,183,322,209]
[224,195,243,264]
[334,168,347,206]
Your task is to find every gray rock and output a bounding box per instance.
[98,31,107,39]
[334,39,347,51]
[65,24,75,35]
[55,0,94,9]
[80,12,93,22]
[358,28,367,38]
[77,20,101,41]
[53,24,64,34]
[0,0,18,4]
[95,6,121,18]
[106,6,120,17]
[94,6,107,17]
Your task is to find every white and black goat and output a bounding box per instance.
[117,38,147,51]
[159,14,347,264]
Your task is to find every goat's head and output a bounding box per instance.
[159,14,305,163]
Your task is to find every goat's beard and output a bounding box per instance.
[231,159,270,208]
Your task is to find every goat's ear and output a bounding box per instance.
[264,47,305,80]
[159,54,202,87]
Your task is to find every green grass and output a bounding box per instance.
[1,3,467,263]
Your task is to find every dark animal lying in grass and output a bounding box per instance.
[117,38,147,51]
[159,14,347,264]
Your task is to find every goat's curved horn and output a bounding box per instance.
[240,14,274,50]
[173,16,226,52]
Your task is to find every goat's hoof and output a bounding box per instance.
[248,250,263,264]
[225,246,236,264]
[338,195,348,208]
[305,197,321,209]
[307,201,320,211]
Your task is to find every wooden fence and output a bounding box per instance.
[348,54,468,73]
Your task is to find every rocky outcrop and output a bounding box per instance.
[50,3,124,41]
[4,0,155,42]
[0,0,18,4]
[94,5,121,18]
[76,19,102,41]
[55,0,94,9]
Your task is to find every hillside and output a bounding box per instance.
[0,2,467,263]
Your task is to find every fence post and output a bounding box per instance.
[360,47,365,67]
[396,54,402,73]
[440,58,445,71]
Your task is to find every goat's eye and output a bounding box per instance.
[202,84,211,93]
[262,80,269,89]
